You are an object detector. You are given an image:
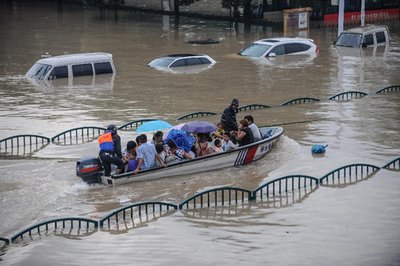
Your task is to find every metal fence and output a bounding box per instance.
[1,158,397,246]
[51,126,106,145]
[376,85,400,95]
[176,111,217,121]
[281,97,320,106]
[328,91,368,100]
[118,118,158,130]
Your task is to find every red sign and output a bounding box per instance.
[324,8,400,25]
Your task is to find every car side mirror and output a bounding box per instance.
[267,53,276,57]
[361,42,367,48]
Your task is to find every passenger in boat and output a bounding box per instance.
[212,122,225,139]
[155,143,167,167]
[235,120,254,147]
[126,149,139,173]
[98,124,125,176]
[134,134,165,174]
[211,138,223,153]
[167,139,193,161]
[221,98,239,133]
[196,133,212,157]
[222,132,238,152]
[151,131,164,145]
[244,115,262,142]
[122,140,137,161]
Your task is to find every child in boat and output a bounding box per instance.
[126,149,139,172]
[212,122,225,139]
[196,133,212,157]
[222,132,238,152]
[211,138,223,153]
[167,139,193,161]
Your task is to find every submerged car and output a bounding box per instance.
[26,52,116,80]
[238,37,318,58]
[334,25,390,48]
[148,54,216,70]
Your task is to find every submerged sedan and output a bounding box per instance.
[148,54,216,73]
[239,37,319,58]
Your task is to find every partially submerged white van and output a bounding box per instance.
[334,25,390,48]
[26,52,116,80]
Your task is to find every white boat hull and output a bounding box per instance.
[100,127,283,185]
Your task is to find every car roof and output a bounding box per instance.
[34,52,113,66]
[253,37,315,45]
[342,25,389,34]
[159,54,210,59]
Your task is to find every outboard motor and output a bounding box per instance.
[76,157,103,184]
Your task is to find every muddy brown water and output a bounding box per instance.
[0,2,399,265]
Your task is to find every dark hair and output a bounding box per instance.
[139,134,147,144]
[126,141,137,151]
[136,136,141,145]
[244,115,254,123]
[224,131,231,138]
[231,98,239,106]
[214,138,221,146]
[167,139,177,149]
[155,143,164,153]
[239,119,249,127]
[153,131,163,139]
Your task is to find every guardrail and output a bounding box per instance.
[118,118,158,130]
[0,135,50,151]
[0,85,398,157]
[281,97,320,106]
[328,91,368,100]
[176,111,217,121]
[51,126,106,145]
[2,158,397,246]
[376,85,400,94]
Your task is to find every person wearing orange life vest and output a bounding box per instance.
[98,124,125,176]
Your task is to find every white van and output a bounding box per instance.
[334,25,390,48]
[26,52,116,80]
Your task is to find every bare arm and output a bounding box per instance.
[134,158,143,174]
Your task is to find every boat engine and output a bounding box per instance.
[76,157,103,184]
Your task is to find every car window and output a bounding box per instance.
[72,63,93,77]
[269,44,285,56]
[375,31,386,43]
[199,58,211,64]
[170,59,187,67]
[186,58,203,66]
[284,43,311,54]
[94,62,113,74]
[363,34,374,45]
[239,43,272,57]
[48,66,68,80]
[336,32,363,47]
[26,63,52,80]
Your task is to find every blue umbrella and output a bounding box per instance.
[136,120,172,133]
[182,120,217,133]
[164,129,195,152]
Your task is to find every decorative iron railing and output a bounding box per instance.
[320,163,380,186]
[237,104,270,112]
[382,157,400,170]
[0,237,10,245]
[329,91,368,100]
[0,134,50,151]
[375,85,400,94]
[176,111,217,121]
[99,201,177,228]
[51,126,106,145]
[179,187,253,210]
[10,217,98,243]
[253,175,319,199]
[117,118,158,130]
[281,97,320,106]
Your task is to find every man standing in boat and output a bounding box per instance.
[221,98,239,133]
[98,124,125,176]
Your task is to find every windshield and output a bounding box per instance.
[26,63,52,80]
[335,33,363,47]
[239,43,272,57]
[148,58,174,68]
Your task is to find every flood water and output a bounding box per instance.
[0,2,400,265]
